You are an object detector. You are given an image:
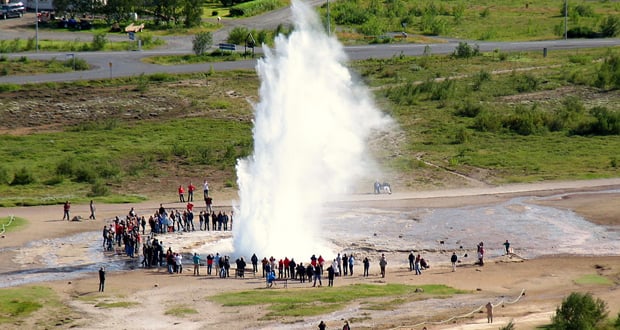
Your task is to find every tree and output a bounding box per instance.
[53,0,72,16]
[182,0,203,28]
[192,31,213,55]
[550,292,608,330]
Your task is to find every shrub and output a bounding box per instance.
[573,4,595,18]
[512,73,539,93]
[504,104,546,135]
[600,15,620,37]
[74,166,98,184]
[499,320,516,330]
[595,54,620,90]
[91,32,107,51]
[0,166,9,185]
[11,167,35,185]
[454,127,471,144]
[227,26,250,45]
[472,69,491,91]
[455,99,483,118]
[63,57,90,70]
[452,42,480,59]
[474,110,502,132]
[88,181,110,197]
[567,26,596,38]
[550,292,608,330]
[56,157,76,176]
[193,32,213,56]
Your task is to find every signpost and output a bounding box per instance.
[66,53,75,70]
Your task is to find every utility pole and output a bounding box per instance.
[564,0,568,40]
[35,0,39,52]
[326,0,330,36]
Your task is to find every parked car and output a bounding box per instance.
[1,3,24,19]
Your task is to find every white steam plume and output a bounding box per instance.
[233,0,390,260]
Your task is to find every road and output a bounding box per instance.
[1,3,620,84]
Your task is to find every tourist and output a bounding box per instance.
[336,253,342,276]
[318,321,327,330]
[193,253,201,276]
[89,200,96,220]
[451,252,458,272]
[331,258,339,277]
[283,257,290,277]
[485,301,494,323]
[503,239,511,254]
[363,257,370,277]
[187,182,195,202]
[478,242,485,265]
[203,179,209,198]
[98,266,105,292]
[343,320,350,330]
[348,254,355,276]
[327,265,335,287]
[178,185,185,202]
[379,254,387,278]
[342,254,348,276]
[206,254,214,275]
[205,195,213,213]
[289,258,297,279]
[414,254,422,275]
[313,265,322,287]
[408,251,415,271]
[62,200,71,221]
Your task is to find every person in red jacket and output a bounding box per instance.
[187,182,195,202]
[178,185,185,202]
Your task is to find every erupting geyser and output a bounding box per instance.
[233,0,390,259]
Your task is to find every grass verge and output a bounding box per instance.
[210,283,466,318]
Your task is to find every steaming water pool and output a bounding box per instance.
[2,191,619,288]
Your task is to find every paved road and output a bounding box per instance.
[1,4,619,84]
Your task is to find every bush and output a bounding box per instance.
[88,181,110,197]
[504,104,546,135]
[11,167,35,185]
[0,166,9,185]
[600,15,620,37]
[595,54,620,90]
[474,110,502,132]
[455,99,483,118]
[56,157,76,176]
[227,26,250,45]
[74,166,98,184]
[91,32,107,51]
[512,73,539,93]
[567,26,596,38]
[452,42,480,59]
[193,31,213,56]
[550,292,608,330]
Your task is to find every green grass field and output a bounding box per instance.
[0,47,619,205]
[210,283,466,318]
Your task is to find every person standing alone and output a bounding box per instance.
[62,201,71,221]
[98,267,106,292]
[89,200,96,220]
[451,252,458,272]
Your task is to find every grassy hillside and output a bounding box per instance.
[0,47,619,206]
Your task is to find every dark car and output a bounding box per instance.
[1,3,24,19]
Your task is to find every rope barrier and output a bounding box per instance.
[390,288,526,329]
[0,215,15,236]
